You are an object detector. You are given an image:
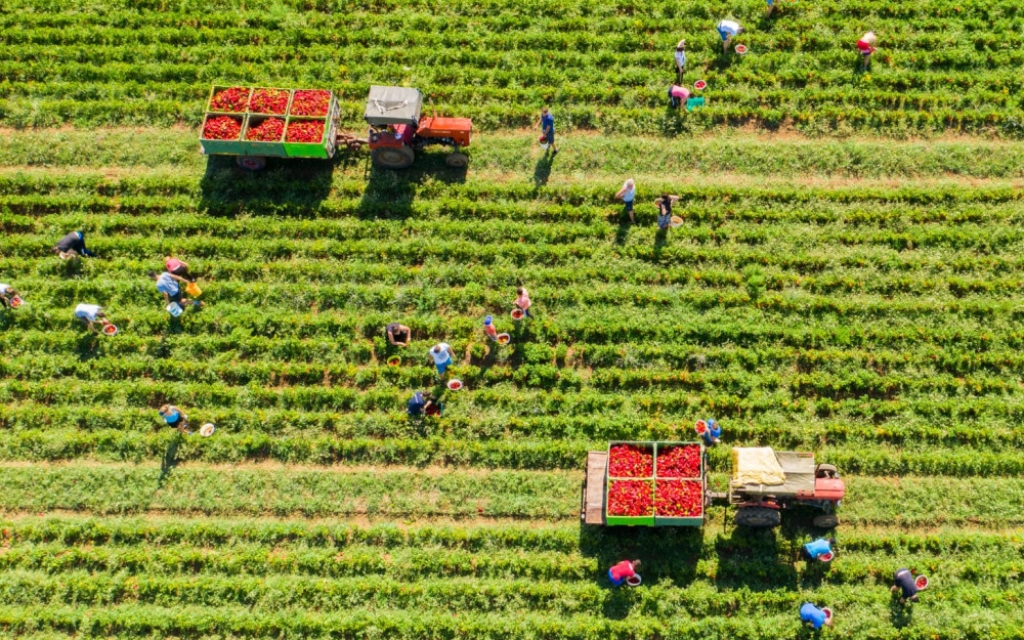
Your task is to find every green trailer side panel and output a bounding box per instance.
[242,115,288,158]
[605,441,655,527]
[283,116,330,159]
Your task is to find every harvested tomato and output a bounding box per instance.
[655,480,703,517]
[608,444,654,477]
[202,116,242,140]
[657,444,701,478]
[608,480,654,516]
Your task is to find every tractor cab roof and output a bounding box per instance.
[364,85,423,127]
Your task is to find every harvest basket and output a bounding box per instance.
[284,96,339,159]
[207,85,252,114]
[248,87,293,115]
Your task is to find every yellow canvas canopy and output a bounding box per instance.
[731,447,786,485]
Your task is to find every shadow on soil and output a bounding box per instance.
[579,523,702,619]
[157,435,183,488]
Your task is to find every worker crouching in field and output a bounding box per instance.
[165,256,197,282]
[53,231,97,259]
[407,391,441,417]
[803,537,836,562]
[608,559,641,586]
[656,194,680,231]
[387,322,411,347]
[149,270,200,311]
[668,84,691,109]
[158,404,191,435]
[891,567,921,603]
[429,342,455,377]
[74,303,113,333]
[716,20,742,54]
[800,603,833,629]
[514,287,533,318]
[0,283,20,309]
[857,31,877,70]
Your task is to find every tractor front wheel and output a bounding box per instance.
[813,514,840,529]
[734,506,781,528]
[372,146,415,169]
[446,152,469,168]
[236,156,267,171]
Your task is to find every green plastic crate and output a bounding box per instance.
[283,116,330,159]
[199,114,246,155]
[242,114,288,158]
[206,85,252,115]
[654,441,705,527]
[247,87,293,116]
[605,441,655,526]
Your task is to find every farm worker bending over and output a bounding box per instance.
[717,20,743,54]
[857,31,877,70]
[514,287,533,318]
[165,256,197,282]
[429,342,455,376]
[702,418,723,446]
[608,559,641,587]
[53,230,97,259]
[616,179,636,223]
[149,270,198,309]
[656,194,680,231]
[800,603,833,629]
[407,391,438,417]
[668,84,690,109]
[674,40,687,82]
[74,303,112,332]
[803,537,836,562]
[891,567,920,603]
[0,283,19,308]
[387,322,411,347]
[158,404,190,435]
[539,106,558,155]
[484,315,498,341]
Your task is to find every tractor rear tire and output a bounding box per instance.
[236,156,267,171]
[734,507,782,529]
[446,152,469,168]
[813,514,840,529]
[372,146,415,169]
[816,464,839,478]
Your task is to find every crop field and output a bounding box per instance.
[4,0,1024,639]
[5,0,1024,136]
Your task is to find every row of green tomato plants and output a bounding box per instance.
[2,425,1023,476]
[7,96,1024,135]
[2,460,1020,524]
[6,515,1020,553]
[7,170,1024,207]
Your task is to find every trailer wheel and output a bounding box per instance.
[445,152,469,168]
[372,146,415,169]
[815,464,839,479]
[236,156,267,171]
[734,507,781,528]
[813,514,840,529]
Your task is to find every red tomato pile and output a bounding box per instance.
[246,118,285,142]
[655,480,703,517]
[209,87,249,112]
[285,120,325,143]
[202,116,242,140]
[290,90,331,116]
[608,444,653,477]
[249,89,290,114]
[657,445,701,478]
[607,480,654,516]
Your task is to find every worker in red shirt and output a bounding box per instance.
[857,31,877,70]
[608,559,641,587]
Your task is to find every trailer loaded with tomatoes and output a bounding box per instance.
[199,84,471,171]
[582,440,844,529]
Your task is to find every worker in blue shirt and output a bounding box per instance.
[800,603,833,629]
[539,106,558,155]
[702,419,722,446]
[803,537,836,562]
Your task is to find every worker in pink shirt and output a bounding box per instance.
[608,559,641,587]
[857,31,877,70]
[514,286,532,318]
[668,84,691,109]
[165,256,197,282]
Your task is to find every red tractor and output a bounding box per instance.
[358,85,472,169]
